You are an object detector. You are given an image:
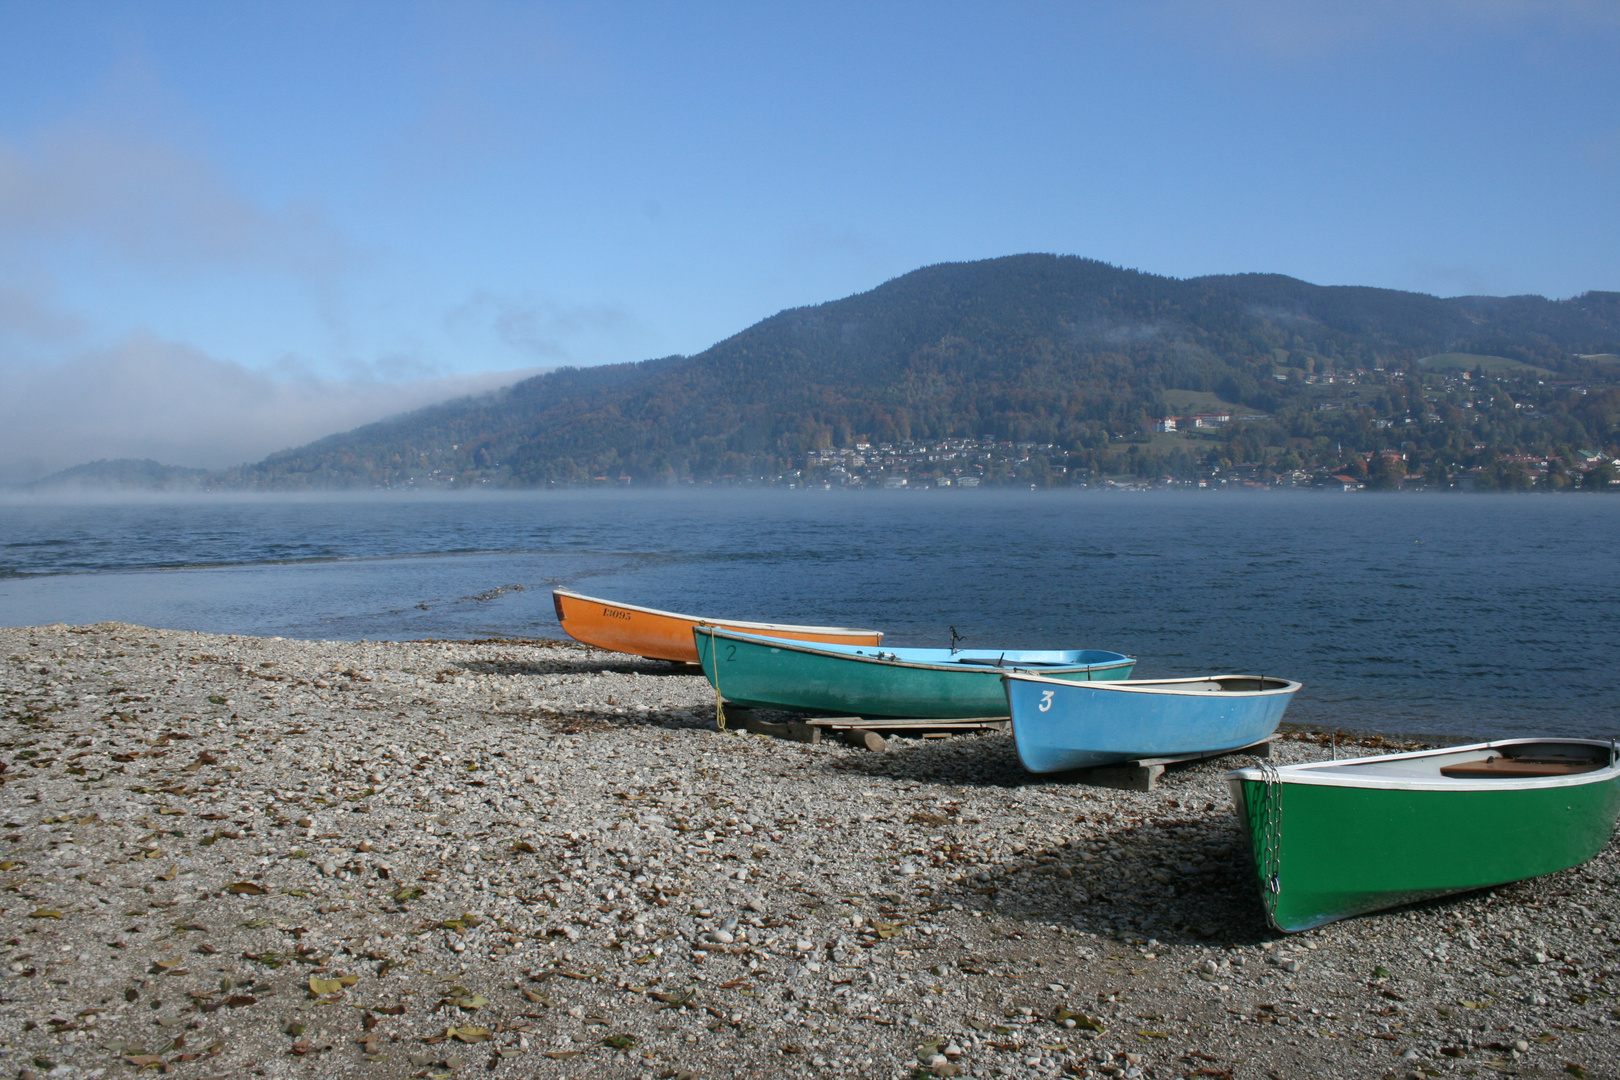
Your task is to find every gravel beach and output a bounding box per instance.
[1,622,1615,1080]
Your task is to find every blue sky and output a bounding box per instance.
[0,1,1616,476]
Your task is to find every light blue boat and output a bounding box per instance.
[1004,671,1302,773]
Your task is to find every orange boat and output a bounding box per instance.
[551,588,883,664]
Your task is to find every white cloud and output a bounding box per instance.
[0,331,544,483]
[0,283,84,345]
[0,124,356,280]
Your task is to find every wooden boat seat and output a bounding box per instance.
[1440,755,1604,778]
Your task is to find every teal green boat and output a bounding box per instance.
[693,627,1134,719]
[1228,738,1620,933]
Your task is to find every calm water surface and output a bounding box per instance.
[2,490,1616,742]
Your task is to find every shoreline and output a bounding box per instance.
[0,622,1613,1080]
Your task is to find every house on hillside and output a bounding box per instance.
[1153,418,1178,433]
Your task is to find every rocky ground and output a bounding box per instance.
[0,622,1615,1080]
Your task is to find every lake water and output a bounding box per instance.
[2,490,1617,743]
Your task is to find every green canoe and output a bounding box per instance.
[694,627,1135,719]
[1228,738,1620,932]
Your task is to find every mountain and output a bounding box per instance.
[222,255,1620,489]
[25,458,209,491]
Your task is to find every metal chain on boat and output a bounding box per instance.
[1255,757,1283,923]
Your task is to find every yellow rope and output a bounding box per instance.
[705,624,726,731]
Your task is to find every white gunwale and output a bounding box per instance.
[697,626,1133,675]
[1005,670,1301,697]
[1227,737,1620,794]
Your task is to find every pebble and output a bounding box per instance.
[0,621,1614,1080]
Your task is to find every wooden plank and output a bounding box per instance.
[740,714,821,744]
[1084,763,1165,792]
[845,728,888,753]
[803,716,1010,731]
[1074,736,1281,791]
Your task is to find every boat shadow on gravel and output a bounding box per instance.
[823,733,1277,944]
[949,812,1276,946]
[480,702,1280,941]
[450,656,699,678]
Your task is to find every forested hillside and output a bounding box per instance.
[222,255,1620,489]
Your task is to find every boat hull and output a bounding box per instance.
[695,629,1135,719]
[552,589,881,664]
[1006,674,1299,773]
[1229,742,1620,932]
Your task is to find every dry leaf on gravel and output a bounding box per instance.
[308,974,359,995]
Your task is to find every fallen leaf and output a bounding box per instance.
[652,989,695,1008]
[545,1049,583,1060]
[602,1033,637,1049]
[511,841,538,854]
[226,882,268,895]
[1050,1010,1105,1032]
[28,909,61,919]
[447,1025,491,1043]
[309,974,359,995]
[157,865,178,882]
